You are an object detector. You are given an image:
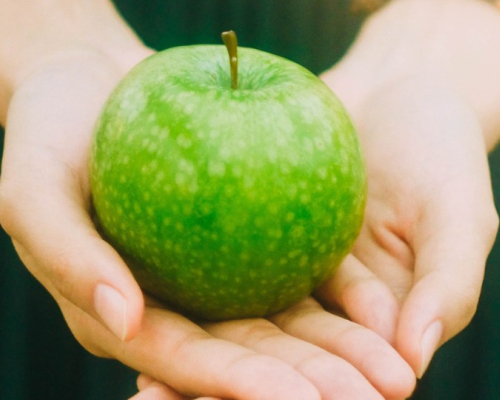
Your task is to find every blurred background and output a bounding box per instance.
[1,1,499,399]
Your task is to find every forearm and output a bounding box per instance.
[325,0,500,151]
[0,0,147,125]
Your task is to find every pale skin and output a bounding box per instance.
[0,0,499,399]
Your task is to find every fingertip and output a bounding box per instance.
[338,328,416,399]
[417,320,443,378]
[372,348,417,400]
[90,240,145,341]
[395,284,444,378]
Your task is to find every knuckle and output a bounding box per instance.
[295,351,335,375]
[48,252,79,297]
[237,319,282,347]
[169,330,211,361]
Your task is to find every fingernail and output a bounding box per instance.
[94,283,128,341]
[418,320,442,378]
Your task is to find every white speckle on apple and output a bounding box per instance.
[154,170,166,183]
[254,217,264,227]
[299,255,309,267]
[148,142,159,152]
[275,131,289,147]
[209,130,219,139]
[175,172,187,186]
[208,160,226,177]
[243,174,255,189]
[291,226,305,239]
[175,222,184,232]
[288,250,301,259]
[287,151,300,166]
[177,133,192,149]
[286,184,298,199]
[267,147,278,163]
[179,159,196,175]
[232,165,242,177]
[120,86,147,122]
[317,167,328,180]
[268,203,279,214]
[218,144,232,159]
[188,182,199,194]
[302,138,314,154]
[184,103,195,115]
[279,163,291,175]
[300,194,311,204]
[268,228,283,239]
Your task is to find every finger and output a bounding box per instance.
[0,66,144,341]
[58,298,322,400]
[315,254,400,344]
[396,175,498,378]
[352,212,415,302]
[130,384,186,400]
[133,375,189,400]
[203,317,386,400]
[136,375,221,400]
[271,298,416,400]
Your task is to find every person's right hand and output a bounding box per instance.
[0,48,416,400]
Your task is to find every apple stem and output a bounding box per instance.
[221,30,238,90]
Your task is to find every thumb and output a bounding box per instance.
[0,54,145,342]
[395,175,498,378]
[0,158,144,342]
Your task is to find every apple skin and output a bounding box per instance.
[90,45,366,321]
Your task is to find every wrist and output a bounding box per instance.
[0,0,151,124]
[324,0,500,151]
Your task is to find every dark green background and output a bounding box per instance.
[1,1,499,399]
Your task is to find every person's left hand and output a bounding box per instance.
[318,71,499,378]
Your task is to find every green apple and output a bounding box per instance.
[90,33,366,321]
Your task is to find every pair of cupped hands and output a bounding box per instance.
[0,40,497,400]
